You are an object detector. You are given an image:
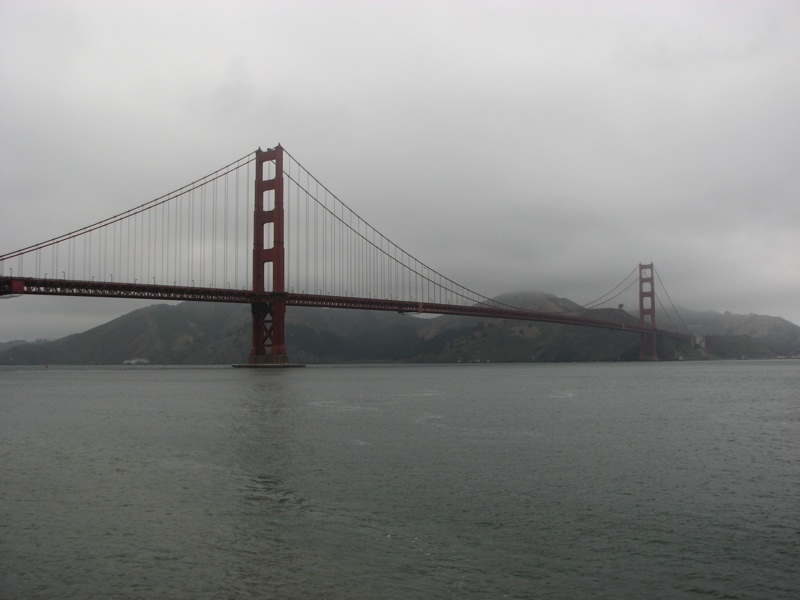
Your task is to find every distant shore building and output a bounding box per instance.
[122,358,150,365]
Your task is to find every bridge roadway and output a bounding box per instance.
[0,276,690,339]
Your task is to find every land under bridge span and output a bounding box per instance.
[0,145,690,362]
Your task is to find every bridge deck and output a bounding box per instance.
[0,277,690,339]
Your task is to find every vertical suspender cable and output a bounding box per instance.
[305,172,309,292]
[285,159,290,290]
[176,194,180,284]
[161,201,166,283]
[322,187,326,293]
[212,181,217,285]
[224,172,229,288]
[201,185,206,286]
[234,167,239,288]
[293,161,300,290]
[245,159,250,290]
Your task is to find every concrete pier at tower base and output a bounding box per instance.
[232,362,306,368]
[233,354,305,368]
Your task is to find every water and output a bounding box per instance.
[1,361,798,599]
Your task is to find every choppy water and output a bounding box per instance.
[1,361,798,599]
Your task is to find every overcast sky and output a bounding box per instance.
[1,0,798,342]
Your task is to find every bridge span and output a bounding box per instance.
[1,145,691,362]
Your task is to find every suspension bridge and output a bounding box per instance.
[0,145,691,364]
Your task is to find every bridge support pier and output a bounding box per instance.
[639,332,658,362]
[248,298,289,365]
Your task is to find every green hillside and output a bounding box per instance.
[1,293,798,365]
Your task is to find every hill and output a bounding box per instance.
[678,308,800,358]
[1,293,798,364]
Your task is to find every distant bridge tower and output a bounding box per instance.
[638,262,657,361]
[249,146,289,364]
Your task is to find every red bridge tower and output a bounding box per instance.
[249,146,289,365]
[638,262,657,361]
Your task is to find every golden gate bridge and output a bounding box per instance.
[0,145,690,363]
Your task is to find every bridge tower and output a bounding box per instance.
[638,262,657,361]
[248,146,289,365]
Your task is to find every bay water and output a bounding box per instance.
[1,361,798,599]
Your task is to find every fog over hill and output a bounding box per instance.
[1,292,798,365]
